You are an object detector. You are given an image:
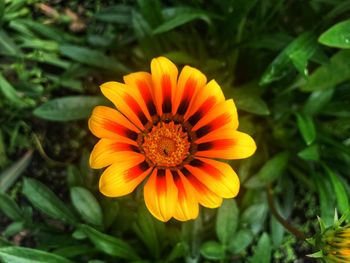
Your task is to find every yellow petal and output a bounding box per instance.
[144,169,178,222]
[195,129,256,160]
[100,81,151,129]
[185,158,240,199]
[172,170,199,221]
[179,168,223,208]
[88,106,139,143]
[184,80,225,123]
[192,99,238,139]
[172,65,207,116]
[150,57,178,115]
[123,72,157,117]
[99,159,151,197]
[89,138,143,169]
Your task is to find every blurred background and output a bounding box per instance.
[0,0,350,262]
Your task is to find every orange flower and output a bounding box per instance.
[89,57,256,222]
[322,224,350,263]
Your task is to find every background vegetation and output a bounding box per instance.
[1,0,350,262]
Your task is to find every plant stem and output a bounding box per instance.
[267,184,307,241]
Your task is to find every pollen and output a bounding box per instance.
[142,122,190,167]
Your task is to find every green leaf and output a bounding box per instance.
[249,233,271,263]
[260,32,316,84]
[0,72,27,107]
[70,187,103,227]
[323,165,349,214]
[165,242,187,262]
[59,45,129,73]
[0,150,33,192]
[228,229,254,253]
[257,152,289,183]
[101,199,119,229]
[138,0,163,27]
[200,241,225,260]
[241,203,268,234]
[322,102,350,117]
[3,222,25,237]
[307,250,324,258]
[303,89,334,115]
[22,178,77,224]
[0,247,73,263]
[319,19,350,48]
[20,38,58,51]
[313,173,335,226]
[296,113,316,145]
[0,237,11,248]
[298,144,319,161]
[132,205,164,259]
[33,96,106,121]
[53,245,95,258]
[233,93,270,115]
[181,216,202,262]
[0,30,21,56]
[154,8,212,34]
[216,199,239,246]
[15,19,65,42]
[0,192,22,221]
[270,216,284,247]
[94,5,131,24]
[80,224,139,260]
[288,36,318,76]
[301,50,350,91]
[131,10,162,58]
[0,0,4,23]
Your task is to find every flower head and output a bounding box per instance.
[321,224,350,262]
[89,57,256,222]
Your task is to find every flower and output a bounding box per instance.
[321,224,350,263]
[89,56,256,222]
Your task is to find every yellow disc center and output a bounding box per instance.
[142,122,190,167]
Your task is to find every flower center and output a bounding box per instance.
[142,122,190,167]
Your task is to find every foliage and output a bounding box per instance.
[1,0,350,262]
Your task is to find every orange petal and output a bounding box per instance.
[192,99,238,139]
[172,66,207,116]
[99,159,151,197]
[185,158,240,199]
[144,169,177,222]
[151,57,178,115]
[171,170,199,221]
[184,80,225,124]
[123,72,157,117]
[88,106,139,144]
[195,129,256,160]
[179,167,223,208]
[100,81,151,129]
[90,138,143,169]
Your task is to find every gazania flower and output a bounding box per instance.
[89,57,256,222]
[321,224,350,263]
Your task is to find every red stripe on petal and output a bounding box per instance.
[162,75,172,113]
[103,121,138,141]
[177,78,197,115]
[187,97,216,126]
[156,169,167,194]
[189,159,221,180]
[124,94,149,125]
[110,142,140,152]
[195,113,231,138]
[197,139,236,151]
[136,80,157,116]
[125,161,150,181]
